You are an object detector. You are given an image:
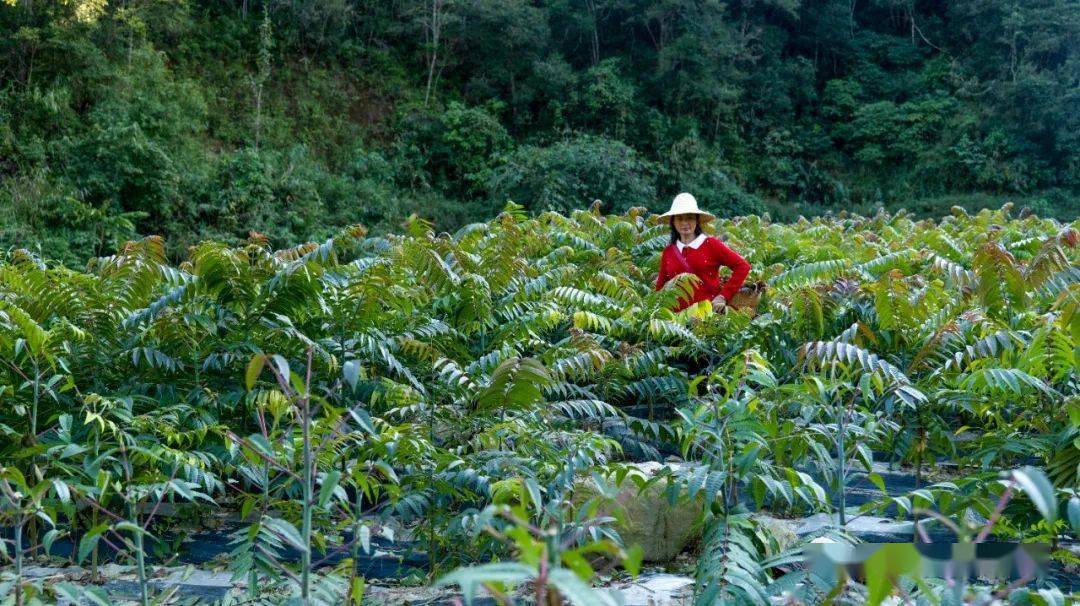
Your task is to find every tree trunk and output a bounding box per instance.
[586,0,600,65]
[424,0,444,106]
[849,0,857,39]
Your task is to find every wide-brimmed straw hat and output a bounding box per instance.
[652,193,715,224]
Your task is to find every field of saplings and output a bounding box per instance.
[0,203,1077,605]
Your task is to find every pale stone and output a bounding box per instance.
[610,573,695,606]
[751,514,799,557]
[576,463,701,563]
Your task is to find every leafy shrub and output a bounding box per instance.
[0,170,142,264]
[675,168,766,218]
[571,58,639,139]
[395,102,512,197]
[196,146,325,248]
[489,134,657,214]
[58,121,186,236]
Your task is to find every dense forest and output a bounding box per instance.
[1,0,1078,263]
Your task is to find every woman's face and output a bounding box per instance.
[673,214,699,238]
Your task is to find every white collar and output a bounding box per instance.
[676,234,707,251]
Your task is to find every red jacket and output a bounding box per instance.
[654,236,751,311]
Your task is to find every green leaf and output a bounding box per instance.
[524,477,543,517]
[271,354,290,382]
[3,467,28,492]
[53,583,111,606]
[359,524,371,554]
[52,479,71,504]
[348,407,375,434]
[1068,400,1080,427]
[561,550,595,581]
[855,443,874,471]
[318,470,341,509]
[722,567,769,606]
[623,544,643,578]
[863,543,921,606]
[547,568,620,606]
[435,562,535,606]
[350,576,366,604]
[77,523,108,563]
[752,477,766,510]
[43,528,62,555]
[1011,467,1058,525]
[290,370,307,397]
[1034,587,1067,606]
[263,517,308,555]
[859,373,874,404]
[1067,496,1080,532]
[343,360,361,390]
[240,496,257,522]
[246,433,275,459]
[245,355,267,391]
[867,473,887,494]
[114,521,149,536]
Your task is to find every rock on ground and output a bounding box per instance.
[576,462,701,563]
[608,573,695,606]
[794,512,959,543]
[751,514,799,557]
[18,564,237,604]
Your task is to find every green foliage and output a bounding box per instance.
[5,0,1077,263]
[572,58,639,140]
[396,102,511,198]
[20,22,1080,592]
[490,134,657,214]
[1,121,1079,606]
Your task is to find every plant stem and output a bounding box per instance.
[429,515,437,579]
[915,426,925,490]
[250,455,268,598]
[15,513,24,606]
[975,480,1015,543]
[836,394,847,528]
[91,509,100,581]
[887,427,898,469]
[135,524,149,606]
[912,441,923,541]
[536,553,548,606]
[30,357,39,442]
[427,395,438,579]
[350,486,363,605]
[126,497,149,606]
[301,348,314,603]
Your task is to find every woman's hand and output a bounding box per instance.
[711,295,727,311]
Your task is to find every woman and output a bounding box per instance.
[654,193,750,312]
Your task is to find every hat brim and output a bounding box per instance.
[651,210,716,225]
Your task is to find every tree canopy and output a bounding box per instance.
[1,0,1077,263]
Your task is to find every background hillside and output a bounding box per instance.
[1,0,1077,263]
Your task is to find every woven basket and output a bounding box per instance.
[727,281,766,316]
